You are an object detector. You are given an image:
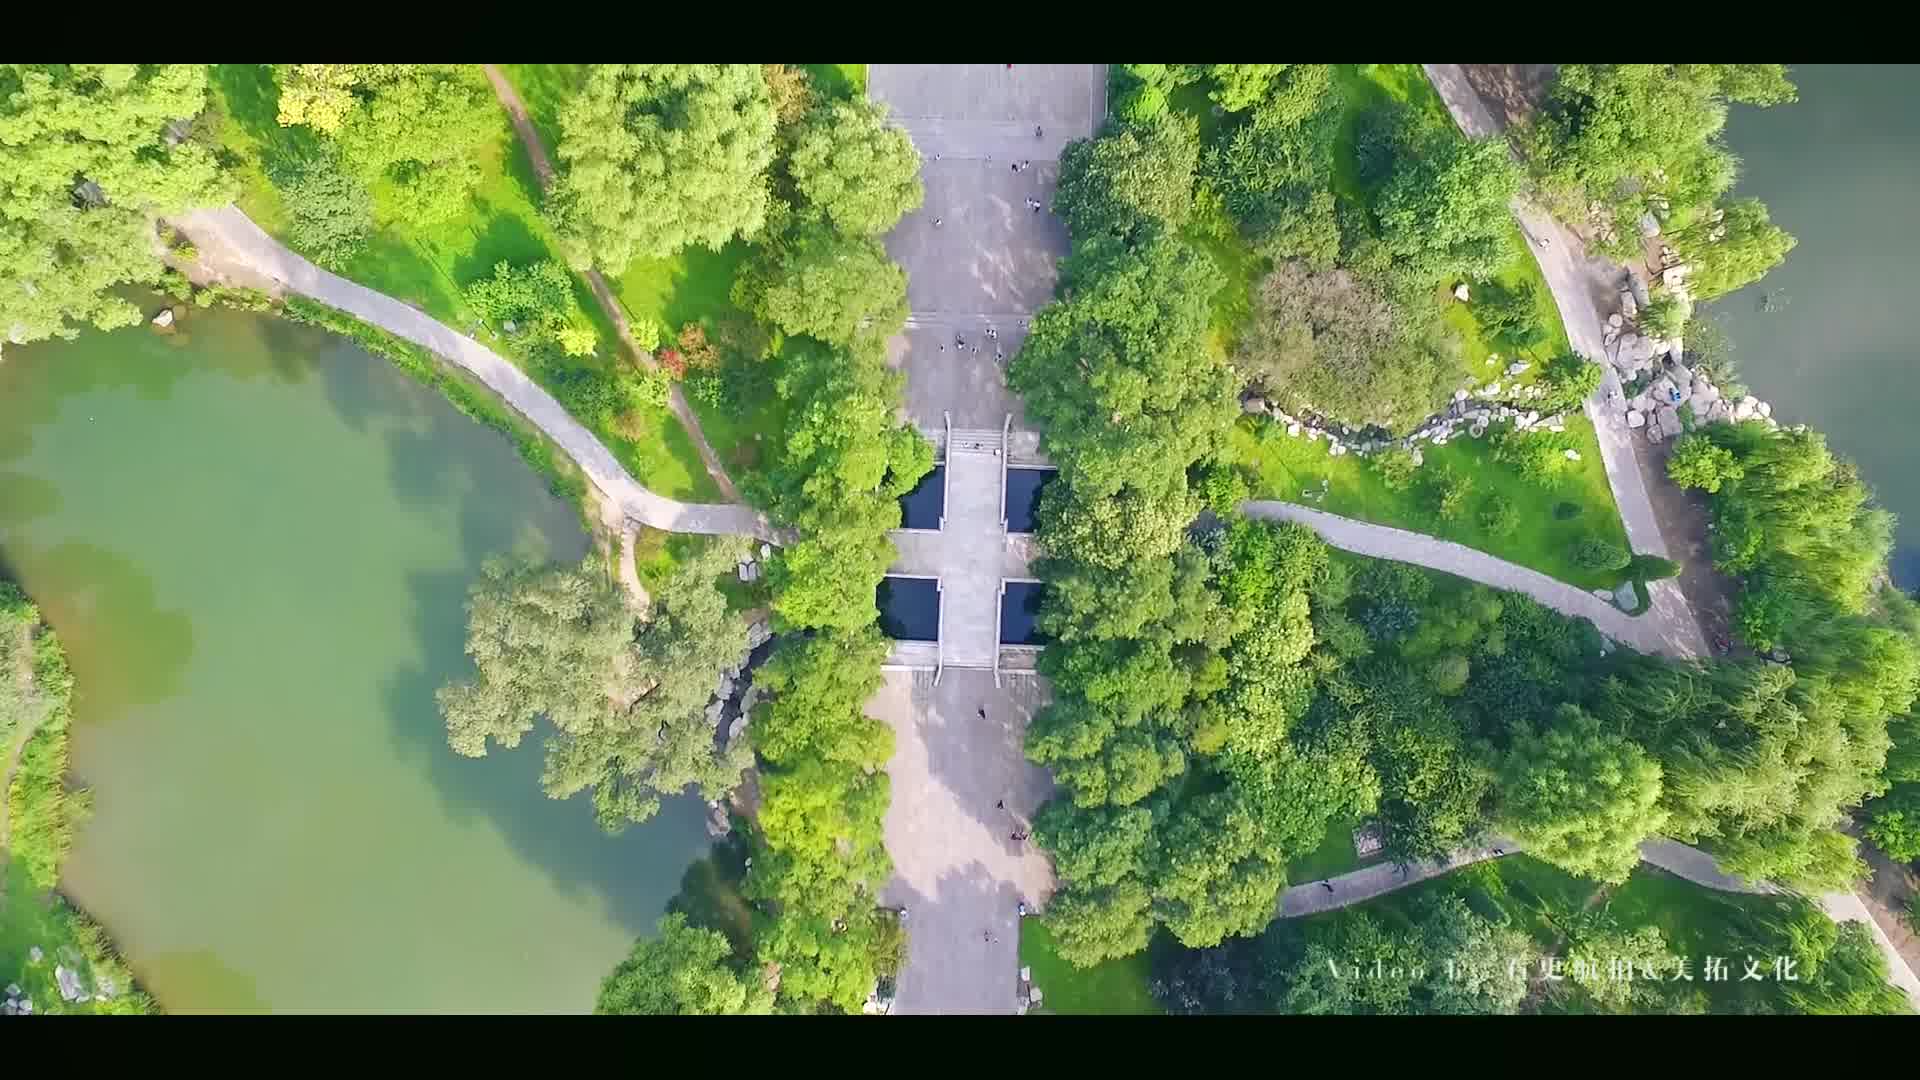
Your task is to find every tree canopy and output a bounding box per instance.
[1495,704,1668,884]
[550,64,777,269]
[0,64,233,347]
[437,542,754,832]
[595,912,774,1015]
[787,99,923,237]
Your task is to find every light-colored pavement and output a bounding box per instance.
[864,63,1103,1014]
[1422,63,1706,660]
[1239,500,1703,658]
[887,443,1033,669]
[1279,836,1520,918]
[872,669,1058,1012]
[169,206,779,543]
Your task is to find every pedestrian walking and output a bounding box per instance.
[1011,162,1019,173]
[995,347,1004,361]
[1023,159,1032,171]
[996,799,1005,811]
[1030,201,1041,215]
[986,326,997,340]
[939,343,946,352]
[973,344,981,355]
[1035,125,1043,138]
[934,217,943,227]
[1492,847,1504,856]
[956,333,965,348]
[978,706,987,720]
[1321,880,1335,893]
[984,930,992,943]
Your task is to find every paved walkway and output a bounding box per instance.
[478,64,742,503]
[1240,500,1702,657]
[1275,831,1920,1011]
[169,206,778,544]
[1422,63,1707,660]
[866,63,1104,1015]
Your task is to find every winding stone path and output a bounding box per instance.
[1240,500,1700,657]
[169,206,778,544]
[1422,63,1707,660]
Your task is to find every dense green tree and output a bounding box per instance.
[1472,278,1549,355]
[1235,260,1454,432]
[1110,64,1204,123]
[734,227,907,348]
[322,65,496,228]
[1203,73,1342,263]
[1667,432,1745,494]
[437,542,753,832]
[750,627,893,768]
[1010,228,1237,505]
[787,99,923,236]
[1525,65,1795,257]
[1151,790,1288,948]
[1865,783,1920,862]
[0,63,233,347]
[1279,894,1529,1016]
[1370,446,1421,493]
[596,912,774,1015]
[1784,919,1914,1015]
[1535,352,1603,414]
[272,64,371,134]
[1490,422,1578,487]
[1495,705,1667,883]
[1054,114,1199,240]
[1563,913,1680,1013]
[550,64,776,269]
[1371,130,1520,286]
[462,259,576,333]
[1670,198,1797,302]
[1477,493,1521,534]
[759,339,930,631]
[273,148,372,270]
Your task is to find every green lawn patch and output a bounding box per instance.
[1601,865,1807,1013]
[203,64,719,503]
[1287,816,1366,884]
[1232,413,1630,591]
[1019,918,1162,1015]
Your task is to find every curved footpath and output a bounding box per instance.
[1422,62,1707,661]
[169,206,778,544]
[478,64,743,505]
[1240,500,1700,657]
[1257,66,1918,1009]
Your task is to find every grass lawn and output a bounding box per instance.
[632,528,773,614]
[1287,815,1367,884]
[1019,918,1162,1015]
[203,63,719,503]
[1602,865,1808,1013]
[1232,413,1631,590]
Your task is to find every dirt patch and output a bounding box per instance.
[1631,436,1737,650]
[1459,65,1557,134]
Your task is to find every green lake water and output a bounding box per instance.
[1714,64,1920,585]
[0,304,709,1012]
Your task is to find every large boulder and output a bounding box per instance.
[1614,580,1640,610]
[1656,405,1684,438]
[1626,409,1647,429]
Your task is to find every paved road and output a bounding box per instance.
[866,63,1103,1015]
[1422,63,1706,660]
[479,64,743,503]
[170,206,779,543]
[1240,500,1702,658]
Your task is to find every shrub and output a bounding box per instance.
[632,319,663,354]
[1667,433,1744,494]
[1572,535,1631,572]
[1478,493,1521,533]
[1536,352,1602,414]
[1196,460,1252,517]
[1553,501,1584,521]
[556,325,599,358]
[1428,653,1471,696]
[1625,554,1681,582]
[464,260,575,332]
[1370,445,1421,492]
[1491,423,1574,488]
[1640,294,1689,339]
[276,149,373,270]
[678,323,721,372]
[1426,466,1472,521]
[658,349,688,380]
[623,367,671,410]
